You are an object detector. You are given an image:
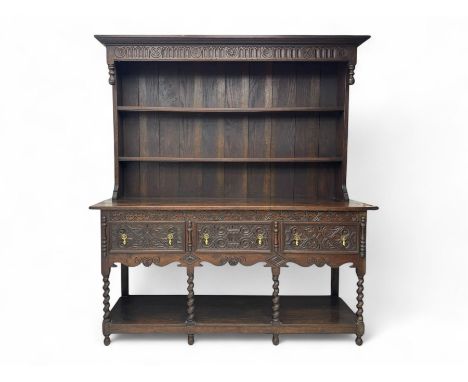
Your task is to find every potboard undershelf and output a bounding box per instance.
[109,295,357,335]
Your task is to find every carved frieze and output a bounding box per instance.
[101,214,107,258]
[180,253,200,266]
[110,45,351,61]
[102,210,366,268]
[285,253,356,268]
[108,210,360,223]
[266,254,289,268]
[360,215,366,258]
[132,256,161,267]
[217,256,248,266]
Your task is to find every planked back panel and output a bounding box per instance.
[117,61,345,201]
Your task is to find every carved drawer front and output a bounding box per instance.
[195,222,272,252]
[282,223,358,253]
[109,222,185,252]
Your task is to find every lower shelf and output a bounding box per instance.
[109,295,357,334]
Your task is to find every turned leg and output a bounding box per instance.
[271,267,280,345]
[355,269,365,346]
[102,270,111,346]
[188,334,194,345]
[331,267,339,297]
[186,266,195,345]
[121,264,129,296]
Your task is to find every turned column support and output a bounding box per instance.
[186,265,195,345]
[100,213,112,346]
[355,214,367,345]
[355,268,365,346]
[102,268,111,346]
[271,267,280,345]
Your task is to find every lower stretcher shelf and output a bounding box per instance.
[109,295,357,334]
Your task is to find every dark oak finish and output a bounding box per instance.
[91,35,377,346]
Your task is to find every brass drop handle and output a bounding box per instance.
[293,233,300,246]
[119,230,128,246]
[257,233,264,246]
[167,233,174,246]
[341,235,348,247]
[203,233,210,246]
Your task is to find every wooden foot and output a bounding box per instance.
[355,336,363,346]
[104,335,111,346]
[272,334,279,346]
[188,334,195,345]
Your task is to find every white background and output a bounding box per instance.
[1,0,467,380]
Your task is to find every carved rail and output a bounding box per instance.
[107,45,355,62]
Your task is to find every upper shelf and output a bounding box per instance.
[117,106,344,113]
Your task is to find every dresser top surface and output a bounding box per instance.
[90,198,378,211]
[95,35,370,46]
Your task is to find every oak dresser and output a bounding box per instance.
[90,35,378,346]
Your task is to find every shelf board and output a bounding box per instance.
[109,295,357,334]
[119,156,343,163]
[117,106,344,113]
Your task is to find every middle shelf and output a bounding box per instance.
[117,106,345,113]
[118,156,343,163]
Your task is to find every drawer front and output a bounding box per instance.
[282,223,358,253]
[195,222,272,252]
[109,222,185,252]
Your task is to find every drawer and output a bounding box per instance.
[109,222,185,252]
[195,222,272,252]
[282,223,358,253]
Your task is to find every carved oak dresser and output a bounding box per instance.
[90,35,378,346]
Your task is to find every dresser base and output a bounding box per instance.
[107,295,358,343]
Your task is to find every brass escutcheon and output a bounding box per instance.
[119,230,128,246]
[203,233,210,246]
[167,233,174,246]
[341,235,348,247]
[293,232,300,246]
[257,233,264,246]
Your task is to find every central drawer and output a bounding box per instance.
[109,222,185,252]
[194,222,272,252]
